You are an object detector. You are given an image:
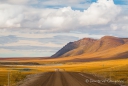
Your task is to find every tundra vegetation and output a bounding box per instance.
[0,59,128,86]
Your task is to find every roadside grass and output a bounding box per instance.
[0,66,47,86]
[59,59,128,85]
[32,58,128,85]
[0,70,8,86]
[0,58,128,85]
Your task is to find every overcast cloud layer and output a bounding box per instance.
[0,0,128,57]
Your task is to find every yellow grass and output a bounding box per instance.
[0,58,128,85]
[59,59,128,85]
[0,65,50,86]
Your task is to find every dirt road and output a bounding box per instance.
[19,71,121,86]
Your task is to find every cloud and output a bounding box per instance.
[0,4,24,27]
[6,0,29,4]
[0,45,59,51]
[0,0,38,5]
[0,33,79,52]
[40,0,90,9]
[38,35,79,45]
[39,0,121,32]
[0,0,128,57]
[0,34,79,48]
[0,0,121,32]
[0,45,60,57]
[0,35,18,44]
[0,32,106,57]
[0,49,54,57]
[79,0,121,25]
[3,40,64,48]
[0,0,90,11]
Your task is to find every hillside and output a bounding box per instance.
[69,43,128,61]
[51,38,96,57]
[45,43,128,62]
[52,36,128,58]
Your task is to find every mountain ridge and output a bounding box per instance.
[51,37,96,57]
[51,36,128,58]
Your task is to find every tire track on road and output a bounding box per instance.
[41,72,55,86]
[19,71,121,86]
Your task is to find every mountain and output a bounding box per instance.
[69,43,128,62]
[51,38,96,57]
[51,36,128,58]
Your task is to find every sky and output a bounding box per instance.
[0,0,128,57]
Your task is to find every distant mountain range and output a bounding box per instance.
[51,36,128,61]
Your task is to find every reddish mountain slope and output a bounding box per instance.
[52,36,128,58]
[69,43,128,62]
[51,38,96,57]
[85,36,125,52]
